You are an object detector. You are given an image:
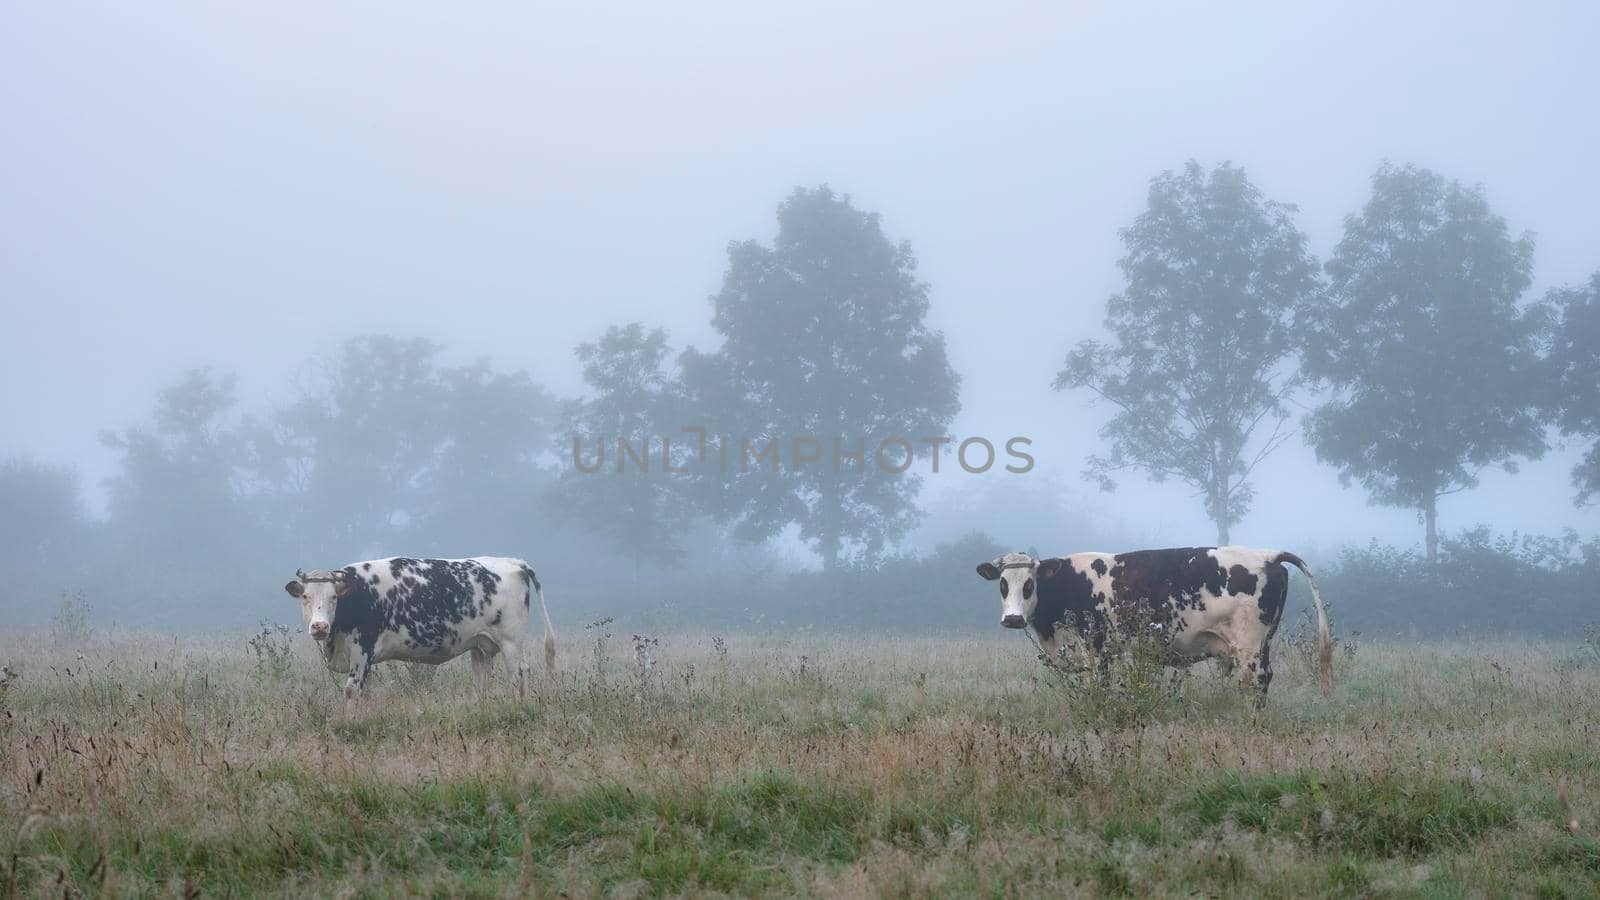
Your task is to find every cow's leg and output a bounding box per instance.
[1090,629,1112,686]
[1165,665,1189,701]
[498,638,529,700]
[1253,644,1274,701]
[344,651,371,714]
[1238,644,1272,706]
[470,646,496,698]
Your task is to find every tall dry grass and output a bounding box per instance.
[0,627,1596,897]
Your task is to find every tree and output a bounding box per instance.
[101,368,254,562]
[1299,163,1546,560]
[252,334,564,564]
[268,336,450,560]
[1055,161,1320,543]
[0,457,90,602]
[682,186,960,570]
[94,368,276,626]
[418,360,560,554]
[1546,271,1600,506]
[550,323,694,567]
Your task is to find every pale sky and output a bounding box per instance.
[3,1,1597,555]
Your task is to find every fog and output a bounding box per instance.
[2,2,1597,631]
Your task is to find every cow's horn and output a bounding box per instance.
[295,568,308,582]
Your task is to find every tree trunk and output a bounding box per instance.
[1211,475,1230,546]
[819,478,842,573]
[1423,493,1439,563]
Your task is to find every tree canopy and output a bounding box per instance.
[100,368,256,564]
[1546,271,1600,506]
[0,456,89,578]
[551,323,695,566]
[1056,161,1319,543]
[682,186,960,569]
[1299,163,1547,559]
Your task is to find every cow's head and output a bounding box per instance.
[975,552,1063,629]
[283,568,353,641]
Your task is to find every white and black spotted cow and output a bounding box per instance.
[284,556,556,701]
[977,547,1331,700]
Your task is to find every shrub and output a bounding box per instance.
[1036,611,1176,726]
[49,591,94,646]
[246,620,295,681]
[1303,528,1600,638]
[0,663,18,726]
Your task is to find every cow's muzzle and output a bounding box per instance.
[309,623,330,641]
[1001,614,1026,630]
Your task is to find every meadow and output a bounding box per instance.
[1,622,1597,898]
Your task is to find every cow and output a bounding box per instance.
[976,547,1330,700]
[283,556,556,702]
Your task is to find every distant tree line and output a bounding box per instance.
[1,168,1597,630]
[0,187,960,624]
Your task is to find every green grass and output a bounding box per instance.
[1182,771,1515,856]
[0,632,1596,896]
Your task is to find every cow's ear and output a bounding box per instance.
[976,562,1001,581]
[284,580,305,598]
[333,572,354,598]
[1036,559,1063,579]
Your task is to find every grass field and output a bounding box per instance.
[1,624,1597,898]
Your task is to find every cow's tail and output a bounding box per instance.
[1276,552,1332,696]
[521,564,557,676]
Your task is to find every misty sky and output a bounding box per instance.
[3,1,1597,556]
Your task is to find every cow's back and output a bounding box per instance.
[337,556,532,663]
[1111,546,1292,652]
[1039,546,1292,636]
